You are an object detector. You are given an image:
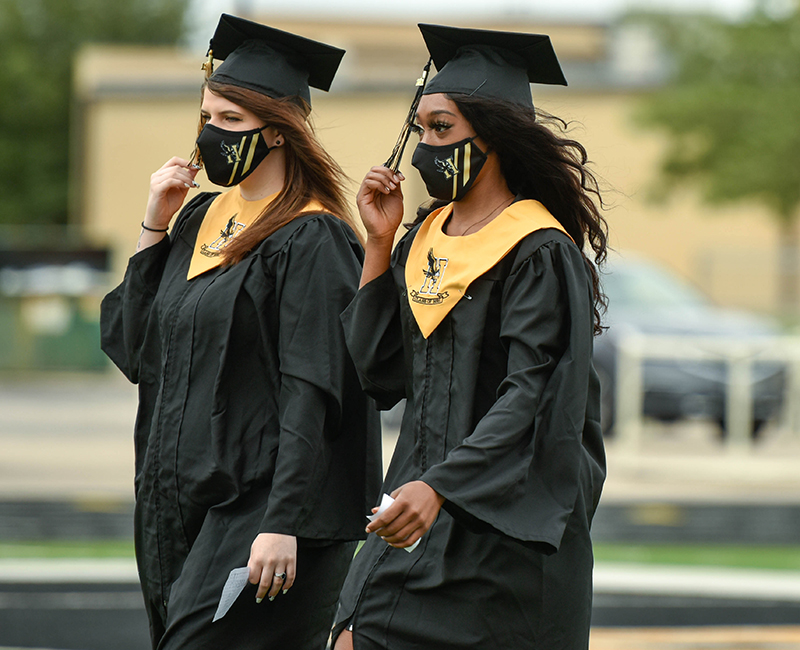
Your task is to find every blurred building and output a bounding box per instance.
[74,16,782,318]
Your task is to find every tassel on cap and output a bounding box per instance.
[383,57,432,173]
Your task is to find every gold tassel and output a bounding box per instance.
[202,49,214,78]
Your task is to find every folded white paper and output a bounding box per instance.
[367,493,420,552]
[213,566,250,622]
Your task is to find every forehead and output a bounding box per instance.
[416,93,462,118]
[201,88,247,114]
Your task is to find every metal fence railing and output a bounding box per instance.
[614,333,800,451]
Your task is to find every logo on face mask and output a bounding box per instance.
[434,156,459,179]
[410,248,449,305]
[220,141,243,165]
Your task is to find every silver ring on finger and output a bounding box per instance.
[274,572,286,581]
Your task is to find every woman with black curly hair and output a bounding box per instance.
[333,24,608,650]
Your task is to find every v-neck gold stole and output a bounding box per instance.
[405,200,568,338]
[187,188,324,280]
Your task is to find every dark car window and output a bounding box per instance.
[603,261,707,310]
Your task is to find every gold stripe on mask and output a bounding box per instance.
[241,132,260,176]
[451,147,459,200]
[227,135,247,185]
[464,141,471,187]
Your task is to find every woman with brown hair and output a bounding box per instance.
[333,24,607,650]
[100,14,381,650]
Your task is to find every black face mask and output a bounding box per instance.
[196,123,272,187]
[411,136,488,202]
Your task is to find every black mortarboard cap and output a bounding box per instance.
[207,14,345,106]
[419,24,567,107]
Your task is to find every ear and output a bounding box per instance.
[261,126,283,148]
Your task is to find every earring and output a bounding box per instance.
[275,139,282,146]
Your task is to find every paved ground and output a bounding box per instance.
[2,370,800,502]
[2,372,800,649]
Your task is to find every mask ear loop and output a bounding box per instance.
[384,57,432,173]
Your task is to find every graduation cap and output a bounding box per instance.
[383,24,567,172]
[204,14,345,106]
[419,23,567,108]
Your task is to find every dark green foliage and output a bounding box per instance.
[635,3,800,222]
[0,0,190,225]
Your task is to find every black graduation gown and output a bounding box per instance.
[100,192,382,649]
[335,226,606,650]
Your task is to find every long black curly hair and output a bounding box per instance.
[410,94,609,335]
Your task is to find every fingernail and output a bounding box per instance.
[269,596,275,602]
[282,589,288,595]
[184,183,191,188]
[256,597,263,604]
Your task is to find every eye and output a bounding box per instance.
[432,121,451,133]
[409,123,423,136]
[224,115,243,123]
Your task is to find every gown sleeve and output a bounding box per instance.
[100,238,171,384]
[420,237,599,552]
[99,192,216,383]
[258,216,369,536]
[339,253,408,410]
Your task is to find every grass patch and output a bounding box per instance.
[594,543,800,571]
[0,540,135,559]
[2,540,799,570]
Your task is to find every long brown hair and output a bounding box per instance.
[198,79,355,265]
[412,94,609,335]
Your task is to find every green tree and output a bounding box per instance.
[0,0,190,226]
[634,1,800,315]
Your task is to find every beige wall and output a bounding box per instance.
[77,88,432,275]
[75,23,780,315]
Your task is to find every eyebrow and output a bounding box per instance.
[414,109,458,120]
[200,109,244,117]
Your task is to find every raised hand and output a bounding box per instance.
[357,166,405,245]
[143,157,200,231]
[356,166,406,286]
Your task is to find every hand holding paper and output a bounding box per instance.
[366,482,444,552]
[367,494,419,552]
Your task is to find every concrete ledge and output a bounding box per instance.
[2,558,799,603]
[594,563,800,600]
[0,559,137,583]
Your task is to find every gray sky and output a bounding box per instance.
[186,0,776,49]
[190,0,760,29]
[247,0,759,18]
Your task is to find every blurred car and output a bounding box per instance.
[594,254,785,437]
